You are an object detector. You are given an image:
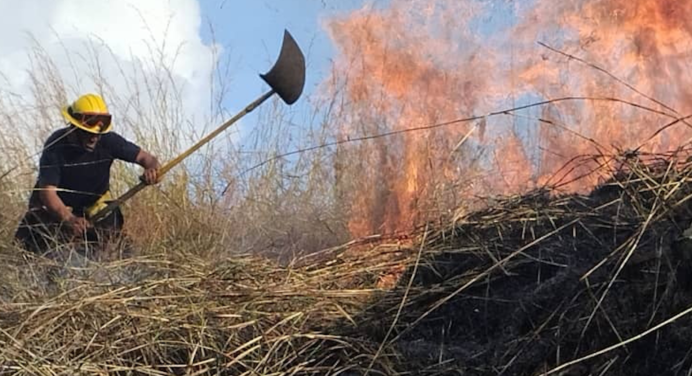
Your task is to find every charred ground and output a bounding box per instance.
[345,156,692,375]
[3,155,692,375]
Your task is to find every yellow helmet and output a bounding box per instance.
[61,93,113,134]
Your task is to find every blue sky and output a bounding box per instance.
[196,0,516,102]
[195,1,372,139]
[191,0,525,156]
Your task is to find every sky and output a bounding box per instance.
[0,0,375,151]
[0,1,212,101]
[196,0,374,145]
[199,0,368,105]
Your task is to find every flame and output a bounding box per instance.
[323,0,692,239]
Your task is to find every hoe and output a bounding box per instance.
[89,29,306,224]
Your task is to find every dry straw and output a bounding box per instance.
[4,149,692,375]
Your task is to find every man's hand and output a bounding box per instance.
[66,215,91,237]
[140,168,160,185]
[135,149,161,185]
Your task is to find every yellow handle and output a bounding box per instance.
[84,190,113,219]
[89,89,275,223]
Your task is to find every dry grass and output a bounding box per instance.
[0,234,412,375]
[3,151,692,375]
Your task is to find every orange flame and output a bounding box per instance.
[324,0,692,239]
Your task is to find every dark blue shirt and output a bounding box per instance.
[29,128,141,214]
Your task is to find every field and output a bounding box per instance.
[3,152,692,375]
[4,7,692,373]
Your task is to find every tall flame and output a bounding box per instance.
[323,0,692,238]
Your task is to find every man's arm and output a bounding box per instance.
[102,133,161,185]
[135,149,161,185]
[35,147,89,234]
[38,185,90,234]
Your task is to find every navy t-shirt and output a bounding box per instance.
[29,128,141,214]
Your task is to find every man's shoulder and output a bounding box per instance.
[104,129,135,139]
[99,131,141,161]
[101,131,133,145]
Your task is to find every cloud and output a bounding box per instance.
[0,0,220,147]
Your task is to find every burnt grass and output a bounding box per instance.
[5,157,692,375]
[342,158,692,375]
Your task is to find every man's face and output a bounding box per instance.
[75,129,101,151]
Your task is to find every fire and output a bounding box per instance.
[323,0,692,239]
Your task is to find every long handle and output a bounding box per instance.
[90,89,276,223]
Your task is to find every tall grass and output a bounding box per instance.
[0,34,354,261]
[0,36,407,374]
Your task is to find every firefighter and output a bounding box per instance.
[14,93,161,258]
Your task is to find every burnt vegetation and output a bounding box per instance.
[4,152,692,375]
[346,154,692,375]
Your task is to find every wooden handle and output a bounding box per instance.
[90,89,276,223]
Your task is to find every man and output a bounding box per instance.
[14,93,161,258]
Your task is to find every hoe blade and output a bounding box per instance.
[260,30,306,105]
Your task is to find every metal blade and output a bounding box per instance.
[260,30,306,105]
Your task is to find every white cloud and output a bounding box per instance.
[49,0,210,84]
[0,0,220,151]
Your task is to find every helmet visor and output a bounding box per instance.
[72,111,112,133]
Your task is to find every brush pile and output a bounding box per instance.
[349,153,692,375]
[3,153,692,376]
